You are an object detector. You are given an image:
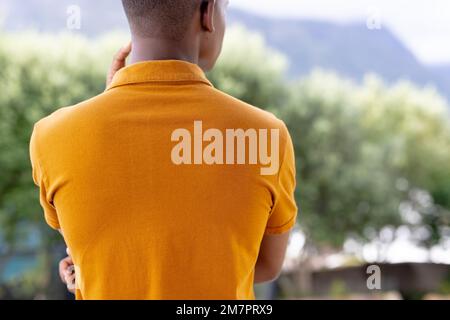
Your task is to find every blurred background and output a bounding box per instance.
[0,0,450,300]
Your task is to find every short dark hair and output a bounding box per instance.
[122,0,200,41]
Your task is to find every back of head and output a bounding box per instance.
[122,0,228,71]
[122,0,200,41]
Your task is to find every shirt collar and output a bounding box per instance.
[106,60,213,91]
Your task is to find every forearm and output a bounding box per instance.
[254,232,290,284]
[254,259,280,284]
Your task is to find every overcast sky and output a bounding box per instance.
[230,0,450,65]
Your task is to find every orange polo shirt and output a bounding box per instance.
[30,60,297,300]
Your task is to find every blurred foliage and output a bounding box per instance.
[329,280,349,299]
[208,25,289,111]
[281,72,450,247]
[0,26,450,298]
[438,272,450,295]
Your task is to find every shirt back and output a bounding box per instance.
[30,60,297,300]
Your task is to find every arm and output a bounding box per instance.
[255,125,297,284]
[254,232,290,283]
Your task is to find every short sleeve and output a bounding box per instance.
[265,127,298,235]
[30,125,60,230]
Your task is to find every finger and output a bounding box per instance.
[60,256,73,270]
[59,256,74,283]
[106,41,132,88]
[65,274,74,284]
[114,41,132,62]
[64,273,76,283]
[59,258,70,283]
[67,285,76,294]
[66,275,76,293]
[64,265,75,276]
[110,42,132,73]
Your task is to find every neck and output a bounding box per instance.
[130,37,200,66]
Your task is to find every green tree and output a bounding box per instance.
[358,77,450,248]
[281,71,450,248]
[208,25,289,111]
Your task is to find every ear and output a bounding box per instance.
[200,0,216,33]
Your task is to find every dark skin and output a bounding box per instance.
[130,0,227,70]
[59,0,291,294]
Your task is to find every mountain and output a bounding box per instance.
[0,0,128,34]
[1,0,448,101]
[429,65,450,98]
[228,10,449,100]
